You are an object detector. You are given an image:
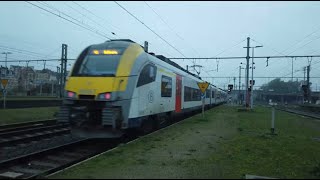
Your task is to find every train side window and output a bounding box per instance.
[206,89,210,98]
[184,86,190,101]
[212,91,215,98]
[195,89,201,100]
[137,64,157,87]
[161,75,172,97]
[184,86,202,101]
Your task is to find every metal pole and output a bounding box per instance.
[245,37,250,108]
[202,94,204,117]
[291,58,294,81]
[40,81,42,96]
[60,44,67,98]
[3,89,6,109]
[233,77,236,105]
[5,53,7,69]
[57,66,60,97]
[60,47,63,98]
[63,44,68,89]
[51,81,54,97]
[1,52,12,69]
[144,41,148,52]
[307,65,310,103]
[251,48,254,109]
[239,66,241,104]
[304,67,306,83]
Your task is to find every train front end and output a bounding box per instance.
[57,40,144,138]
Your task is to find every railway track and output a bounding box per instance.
[0,104,224,179]
[0,120,70,148]
[0,119,57,133]
[0,138,118,179]
[276,106,320,120]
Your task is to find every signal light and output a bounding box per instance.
[250,80,255,85]
[228,84,233,93]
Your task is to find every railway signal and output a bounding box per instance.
[250,80,255,85]
[227,84,233,93]
[301,84,308,101]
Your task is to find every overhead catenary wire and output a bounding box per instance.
[37,1,112,39]
[143,1,199,65]
[25,1,111,40]
[114,1,187,59]
[73,1,133,39]
[287,36,320,55]
[250,37,320,78]
[279,24,320,55]
[143,1,201,58]
[0,59,76,63]
[63,1,119,38]
[250,38,297,77]
[251,38,287,56]
[203,38,246,77]
[0,45,56,59]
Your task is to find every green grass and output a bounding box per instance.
[213,107,320,179]
[0,107,59,125]
[50,105,320,179]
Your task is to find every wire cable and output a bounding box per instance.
[114,1,187,58]
[25,1,111,40]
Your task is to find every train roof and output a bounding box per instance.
[154,55,202,80]
[105,39,203,80]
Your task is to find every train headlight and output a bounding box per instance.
[65,91,77,99]
[98,92,111,100]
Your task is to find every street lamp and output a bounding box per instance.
[250,45,263,109]
[1,52,12,69]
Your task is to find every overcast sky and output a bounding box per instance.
[1,1,320,90]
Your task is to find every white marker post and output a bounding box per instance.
[271,104,275,134]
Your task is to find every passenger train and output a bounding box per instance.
[57,39,227,138]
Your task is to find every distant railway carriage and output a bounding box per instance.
[57,39,227,138]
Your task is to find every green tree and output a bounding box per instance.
[260,78,303,93]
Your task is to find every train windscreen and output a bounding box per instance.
[71,47,126,77]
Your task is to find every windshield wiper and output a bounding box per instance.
[80,63,91,74]
[98,73,115,77]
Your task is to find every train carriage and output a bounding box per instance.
[57,39,227,138]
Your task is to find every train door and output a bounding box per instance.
[137,64,157,116]
[175,75,182,112]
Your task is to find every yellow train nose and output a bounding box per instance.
[65,77,128,98]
